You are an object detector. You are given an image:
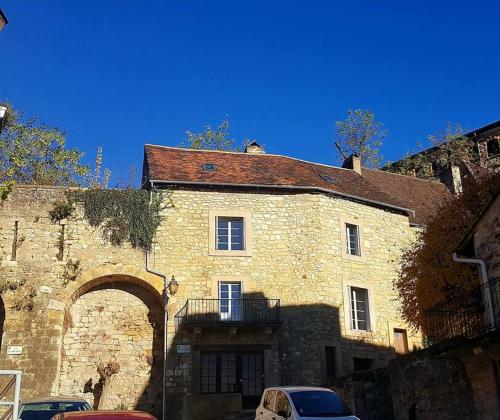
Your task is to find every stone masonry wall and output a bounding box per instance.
[0,186,161,406]
[153,187,423,397]
[59,284,163,413]
[0,184,423,420]
[390,355,477,420]
[474,195,500,280]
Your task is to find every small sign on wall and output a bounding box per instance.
[176,344,191,354]
[7,345,23,355]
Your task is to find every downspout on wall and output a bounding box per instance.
[452,252,495,328]
[145,180,168,420]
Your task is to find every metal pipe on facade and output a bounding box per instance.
[452,252,495,328]
[145,181,168,420]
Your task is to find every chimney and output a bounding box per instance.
[439,165,462,194]
[244,141,265,154]
[342,154,361,174]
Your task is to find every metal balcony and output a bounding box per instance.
[175,298,281,331]
[425,277,500,344]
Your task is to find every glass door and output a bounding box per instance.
[219,282,242,321]
[241,352,264,408]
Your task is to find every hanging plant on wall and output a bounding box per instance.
[50,188,167,251]
[71,189,165,250]
[0,181,14,205]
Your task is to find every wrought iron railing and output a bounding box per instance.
[425,277,500,344]
[175,298,281,329]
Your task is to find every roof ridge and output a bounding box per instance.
[144,144,356,172]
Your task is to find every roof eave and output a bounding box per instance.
[148,179,416,217]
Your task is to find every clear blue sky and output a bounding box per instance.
[1,0,499,179]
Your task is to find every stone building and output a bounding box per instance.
[385,120,500,179]
[0,144,450,419]
[388,175,500,420]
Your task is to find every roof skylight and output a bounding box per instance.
[202,163,217,171]
[320,174,335,183]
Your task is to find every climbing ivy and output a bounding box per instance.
[0,181,14,204]
[67,188,165,250]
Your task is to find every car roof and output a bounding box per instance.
[265,386,336,393]
[21,397,90,404]
[60,411,156,420]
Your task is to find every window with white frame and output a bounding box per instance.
[345,223,361,256]
[350,287,370,331]
[216,217,245,251]
[219,282,242,321]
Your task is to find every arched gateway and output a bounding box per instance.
[56,266,164,415]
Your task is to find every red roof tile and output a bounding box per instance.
[143,145,450,225]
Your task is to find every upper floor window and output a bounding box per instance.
[209,210,252,256]
[345,223,361,256]
[487,139,499,158]
[216,217,244,251]
[350,287,370,331]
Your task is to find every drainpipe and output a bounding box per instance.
[452,253,495,328]
[145,181,168,420]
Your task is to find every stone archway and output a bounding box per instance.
[57,269,164,415]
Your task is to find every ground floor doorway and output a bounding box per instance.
[200,350,264,408]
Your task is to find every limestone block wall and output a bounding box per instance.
[59,284,163,412]
[0,186,162,406]
[152,187,422,390]
[0,184,424,418]
[474,195,500,280]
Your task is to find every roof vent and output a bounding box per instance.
[202,163,217,171]
[320,174,335,183]
[244,141,265,154]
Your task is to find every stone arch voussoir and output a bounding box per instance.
[57,264,164,306]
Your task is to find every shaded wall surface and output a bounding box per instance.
[388,331,500,420]
[474,194,500,281]
[334,368,394,420]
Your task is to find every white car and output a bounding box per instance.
[255,386,359,420]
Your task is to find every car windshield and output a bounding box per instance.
[19,401,91,420]
[289,390,351,418]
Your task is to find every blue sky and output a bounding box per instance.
[1,1,499,180]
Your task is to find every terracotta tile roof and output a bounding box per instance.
[143,145,450,225]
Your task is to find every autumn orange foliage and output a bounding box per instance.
[395,171,499,332]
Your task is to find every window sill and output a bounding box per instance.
[345,328,375,337]
[341,253,366,263]
[209,249,252,257]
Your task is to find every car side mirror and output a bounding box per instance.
[277,410,289,419]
